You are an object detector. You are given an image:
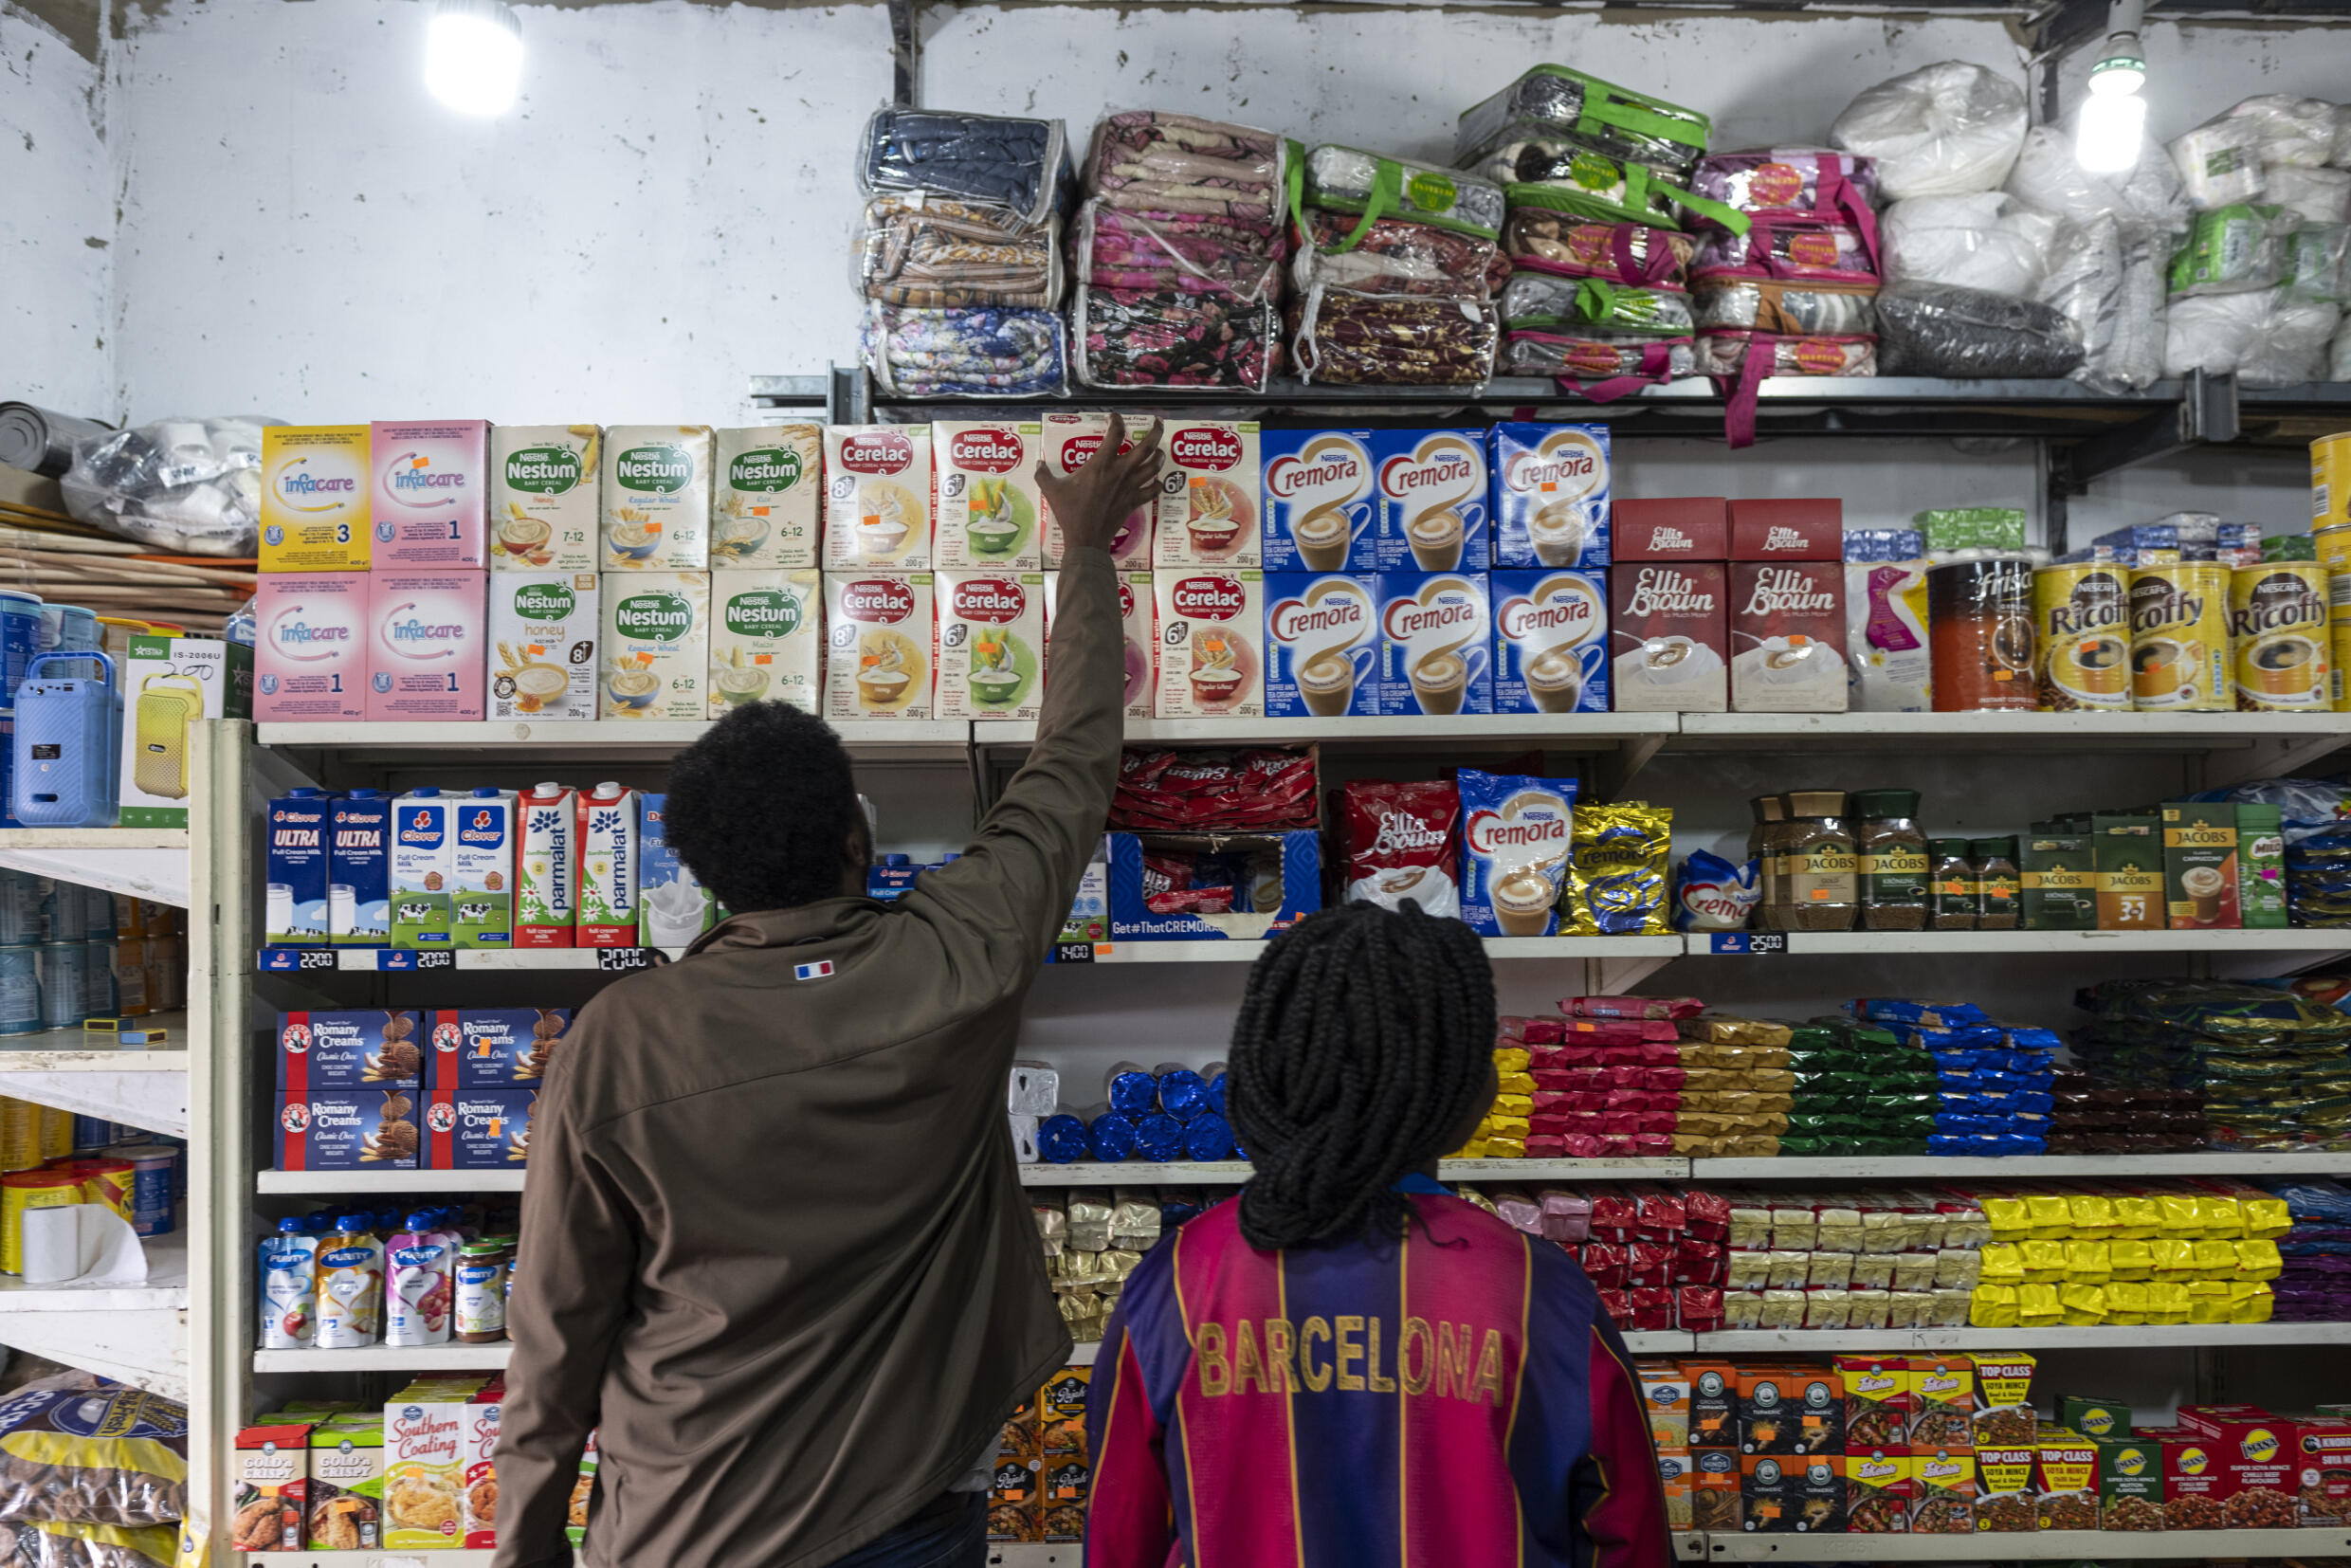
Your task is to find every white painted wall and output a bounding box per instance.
[2,2,113,420]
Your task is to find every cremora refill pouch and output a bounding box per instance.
[1459,767,1578,937]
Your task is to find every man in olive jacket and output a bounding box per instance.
[492,416,1165,1568]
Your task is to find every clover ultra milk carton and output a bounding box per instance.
[826,573,935,720]
[712,425,821,568]
[708,570,822,717]
[489,426,600,572]
[936,571,1046,721]
[933,422,1043,571]
[824,426,935,571]
[601,426,713,572]
[487,573,597,721]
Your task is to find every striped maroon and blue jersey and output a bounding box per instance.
[1085,1182,1671,1568]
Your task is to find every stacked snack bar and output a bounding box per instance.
[1028,1186,1227,1342]
[2073,979,2351,1151]
[1466,1182,1725,1332]
[1966,1177,2287,1328]
[1070,113,1287,390]
[1458,65,1719,391]
[1477,997,1691,1159]
[1719,1188,1984,1332]
[1851,998,2056,1155]
[1674,1013,1791,1158]
[2046,1068,2207,1153]
[1287,145,1506,385]
[2263,1175,2351,1322]
[1782,1013,1935,1157]
[855,108,1072,395]
[989,1365,1093,1545]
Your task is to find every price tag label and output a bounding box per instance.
[259,948,338,972]
[1053,941,1096,965]
[410,950,456,971]
[597,947,663,973]
[297,948,339,971]
[1707,932,1786,956]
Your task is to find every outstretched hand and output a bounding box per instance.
[1035,412,1165,556]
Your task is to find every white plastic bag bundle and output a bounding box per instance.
[2335,106,2351,171]
[2228,95,2341,169]
[2106,237,2172,390]
[1830,62,2030,199]
[2240,299,2341,386]
[2285,224,2351,304]
[60,414,277,556]
[2170,119,2267,209]
[2038,215,2122,383]
[2006,125,2187,242]
[2331,315,2351,378]
[2164,287,2277,375]
[2266,165,2351,226]
[1883,193,2060,297]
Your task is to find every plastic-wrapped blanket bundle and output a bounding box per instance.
[1084,111,1285,224]
[2334,318,2351,381]
[1503,331,1695,388]
[1693,278,1877,336]
[1499,271,1694,336]
[1300,145,1506,239]
[1289,289,1499,386]
[2285,223,2351,304]
[1874,283,2083,378]
[2037,217,2168,392]
[859,108,1067,228]
[1073,202,1283,301]
[1454,64,1712,179]
[1483,157,1736,233]
[2226,95,2343,170]
[856,197,1063,308]
[1829,62,2031,201]
[1072,286,1279,390]
[1691,222,1878,286]
[1696,332,1876,380]
[1502,213,1695,289]
[1882,193,2061,298]
[1690,149,1879,230]
[1291,209,1509,300]
[2243,299,2342,387]
[2266,165,2351,226]
[2005,126,2188,244]
[861,304,1068,396]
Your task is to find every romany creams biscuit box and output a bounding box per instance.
[1154,421,1260,568]
[1154,569,1262,718]
[826,573,935,720]
[1040,414,1151,568]
[824,425,935,571]
[1610,499,1728,713]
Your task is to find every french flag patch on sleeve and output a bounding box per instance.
[793,959,835,981]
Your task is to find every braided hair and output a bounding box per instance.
[1229,900,1496,1252]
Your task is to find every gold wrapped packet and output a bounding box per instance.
[1563,802,1673,936]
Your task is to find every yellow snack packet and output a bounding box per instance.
[1970,1285,2020,1327]
[2157,1193,2203,1235]
[2065,1240,2112,1285]
[2235,1238,2282,1280]
[2059,1283,2108,1324]
[2019,1239,2069,1280]
[1562,802,1672,936]
[1978,1243,2026,1285]
[2150,1238,2196,1279]
[1977,1195,2031,1241]
[2108,1193,2161,1238]
[2242,1195,2292,1239]
[2197,1194,2244,1238]
[2017,1284,2063,1327]
[2066,1194,2116,1234]
[2144,1283,2191,1323]
[2024,1194,2073,1238]
[1492,1048,1532,1073]
[1482,1137,1527,1158]
[2190,1238,2237,1275]
[2107,1238,2153,1281]
[2185,1282,2230,1323]
[2105,1280,2149,1324]
[2231,1281,2274,1323]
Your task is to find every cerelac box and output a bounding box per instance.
[933,421,1044,571]
[1155,422,1261,568]
[262,427,372,572]
[937,571,1046,721]
[824,425,935,570]
[1040,414,1150,568]
[370,421,487,567]
[257,573,368,721]
[1373,429,1489,573]
[1264,574,1378,718]
[1042,570,1156,718]
[366,573,487,721]
[1154,569,1262,718]
[826,573,935,720]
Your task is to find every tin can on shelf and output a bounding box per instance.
[108,1145,175,1236]
[2032,563,2130,711]
[2127,561,2231,711]
[2315,432,2351,530]
[110,939,149,1018]
[0,1102,36,1173]
[0,949,37,1038]
[76,1158,131,1220]
[1,1170,82,1274]
[36,1106,69,1162]
[2230,562,2330,710]
[1928,559,2035,711]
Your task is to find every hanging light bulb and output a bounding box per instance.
[426,0,524,117]
[2075,0,2149,173]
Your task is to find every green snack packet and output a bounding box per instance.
[2238,803,2287,930]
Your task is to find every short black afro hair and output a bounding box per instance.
[662,701,860,916]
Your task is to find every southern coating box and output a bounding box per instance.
[423,1086,535,1169]
[277,1010,423,1091]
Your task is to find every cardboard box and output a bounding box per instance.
[1968,1354,2036,1448]
[1907,1357,1974,1450]
[1371,428,1489,573]
[936,571,1046,721]
[1155,422,1261,568]
[1845,1450,1911,1532]
[1263,574,1379,718]
[306,1414,385,1550]
[1909,1447,1975,1533]
[603,426,713,572]
[1739,1366,1844,1455]
[1489,423,1610,570]
[2239,802,2288,929]
[277,1010,423,1091]
[370,421,487,568]
[1730,498,1842,562]
[261,427,371,572]
[461,1395,500,1550]
[1686,1360,1739,1449]
[424,1008,567,1087]
[1613,498,1727,562]
[424,1085,534,1168]
[1731,556,1847,713]
[1040,569,1156,719]
[1974,1443,2038,1529]
[1657,1450,1695,1531]
[638,793,716,948]
[515,783,574,947]
[1039,414,1150,568]
[1039,1365,1090,1453]
[2021,826,2096,931]
[450,788,516,949]
[1609,561,1728,712]
[1740,1453,1844,1533]
[255,573,369,721]
[574,781,638,947]
[1494,570,1609,714]
[384,1385,481,1548]
[825,573,934,720]
[330,791,392,947]
[2091,811,2163,931]
[367,573,487,721]
[488,573,598,721]
[118,634,250,826]
[491,425,600,572]
[2056,1394,2132,1440]
[1639,1364,1691,1453]
[932,421,1044,571]
[265,788,334,946]
[2161,1430,2227,1528]
[2176,1406,2298,1522]
[234,1421,312,1553]
[1262,429,1376,572]
[2295,1414,2351,1525]
[1105,830,1318,942]
[274,1091,419,1170]
[823,425,933,571]
[2161,802,2242,929]
[1154,569,1263,718]
[2093,1431,2163,1529]
[391,788,455,947]
[1835,1356,1911,1455]
[599,571,710,722]
[1691,1448,1741,1531]
[1376,573,1493,716]
[713,425,821,568]
[2035,1429,2100,1531]
[705,569,820,717]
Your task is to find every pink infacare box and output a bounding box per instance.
[254,573,368,720]
[371,421,489,567]
[367,572,487,720]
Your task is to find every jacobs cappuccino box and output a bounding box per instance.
[1372,429,1489,574]
[933,422,1044,571]
[825,573,935,720]
[1262,429,1376,572]
[712,426,820,568]
[1264,574,1379,719]
[1040,414,1150,568]
[824,425,935,571]
[489,425,600,572]
[1154,569,1263,718]
[936,571,1046,721]
[1488,423,1610,570]
[487,573,598,721]
[2160,802,2241,929]
[366,574,486,720]
[602,426,713,572]
[1494,570,1610,714]
[598,572,710,721]
[708,569,822,717]
[1154,422,1261,568]
[256,573,368,721]
[1376,573,1494,717]
[262,427,372,573]
[369,421,487,568]
[1610,562,1728,712]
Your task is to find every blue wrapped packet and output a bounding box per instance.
[1207,1065,1230,1119]
[1106,1064,1158,1116]
[1183,1112,1236,1161]
[1088,1108,1139,1161]
[1038,1113,1091,1163]
[1135,1112,1185,1162]
[1672,849,1762,933]
[1860,998,1991,1028]
[1157,1067,1211,1121]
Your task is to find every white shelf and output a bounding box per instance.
[258,1169,525,1194]
[1676,710,2351,748]
[0,1014,185,1069]
[325,948,687,971]
[1622,1332,1694,1354]
[252,1341,512,1373]
[974,715,1677,747]
[253,719,971,757]
[1019,1158,1686,1185]
[0,1234,186,1312]
[1695,1323,2351,1352]
[1764,928,2351,955]
[1076,935,1682,965]
[1068,1340,1099,1366]
[1703,1528,2351,1560]
[246,1557,501,1568]
[1699,1152,2351,1178]
[0,828,190,907]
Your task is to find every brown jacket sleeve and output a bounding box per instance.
[489,1046,639,1568]
[903,542,1125,968]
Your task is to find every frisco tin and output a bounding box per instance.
[825,425,935,570]
[490,425,599,573]
[261,427,372,573]
[602,426,713,572]
[515,783,577,947]
[933,422,1044,571]
[255,573,368,721]
[1262,428,1376,572]
[575,782,639,947]
[1494,569,1610,714]
[1264,574,1379,719]
[488,572,597,721]
[709,569,822,717]
[366,573,486,720]
[369,421,487,568]
[1154,569,1264,718]
[713,425,821,569]
[826,573,935,720]
[1489,423,1610,570]
[936,572,1046,721]
[1155,422,1262,568]
[1372,428,1489,574]
[1376,573,1494,717]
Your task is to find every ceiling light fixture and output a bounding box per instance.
[2076,0,2149,173]
[426,0,524,118]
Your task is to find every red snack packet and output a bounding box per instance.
[1643,1067,1688,1092]
[1629,1134,1674,1156]
[1502,1017,1566,1047]
[1677,1285,1725,1331]
[1628,1287,1676,1331]
[1675,1239,1725,1283]
[1580,1242,1630,1287]
[1589,1192,1638,1231]
[1561,995,1706,1021]
[1635,1188,1688,1231]
[1684,1190,1732,1241]
[1596,1288,1632,1323]
[1626,1243,1672,1285]
[1562,1017,1681,1043]
[1525,1136,1568,1157]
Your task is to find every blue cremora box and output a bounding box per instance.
[1370,429,1490,574]
[1260,429,1377,572]
[1105,830,1321,941]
